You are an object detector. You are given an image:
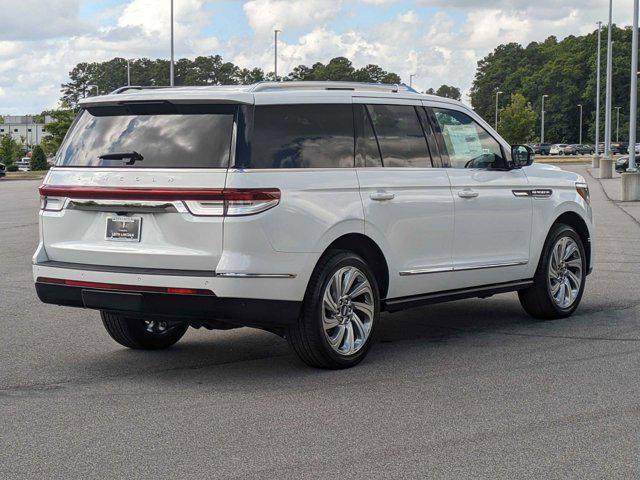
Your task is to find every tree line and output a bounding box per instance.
[472,25,638,145]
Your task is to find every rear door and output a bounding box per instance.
[425,104,532,288]
[354,99,455,299]
[40,103,236,272]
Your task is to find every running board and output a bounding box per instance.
[383,279,534,313]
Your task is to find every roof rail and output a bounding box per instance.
[110,85,172,95]
[250,81,417,94]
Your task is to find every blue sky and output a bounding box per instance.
[0,0,627,114]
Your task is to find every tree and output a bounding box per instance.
[41,110,76,157]
[30,145,48,171]
[0,135,21,165]
[498,93,537,144]
[425,85,462,100]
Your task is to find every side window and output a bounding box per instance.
[249,104,354,168]
[432,108,505,169]
[367,105,432,168]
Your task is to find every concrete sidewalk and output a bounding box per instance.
[586,166,640,225]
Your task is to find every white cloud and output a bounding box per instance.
[243,0,342,35]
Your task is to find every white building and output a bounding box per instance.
[0,115,53,145]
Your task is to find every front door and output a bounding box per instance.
[426,105,533,289]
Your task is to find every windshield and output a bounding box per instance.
[56,103,236,168]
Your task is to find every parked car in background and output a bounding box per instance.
[563,144,594,155]
[615,155,640,173]
[531,143,552,155]
[550,144,568,155]
[0,163,5,177]
[16,158,31,172]
[610,142,629,155]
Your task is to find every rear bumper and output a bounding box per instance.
[35,282,301,328]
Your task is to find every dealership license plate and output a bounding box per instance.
[106,216,142,242]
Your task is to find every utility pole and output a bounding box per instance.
[274,29,281,81]
[629,0,639,173]
[170,0,175,87]
[594,21,602,166]
[495,90,503,131]
[578,104,583,144]
[541,94,549,144]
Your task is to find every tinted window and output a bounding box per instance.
[367,105,431,168]
[57,104,235,168]
[250,104,354,168]
[433,108,505,169]
[354,105,382,167]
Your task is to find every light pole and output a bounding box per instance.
[604,2,613,161]
[578,104,583,144]
[409,74,416,88]
[630,0,639,173]
[86,84,99,97]
[274,29,281,81]
[594,21,602,164]
[541,94,549,144]
[170,0,175,87]
[495,90,503,131]
[127,59,131,86]
[615,106,621,142]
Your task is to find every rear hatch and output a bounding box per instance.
[39,102,236,272]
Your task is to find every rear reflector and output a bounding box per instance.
[36,277,214,296]
[38,185,280,216]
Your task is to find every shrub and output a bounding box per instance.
[30,145,49,171]
[7,164,18,172]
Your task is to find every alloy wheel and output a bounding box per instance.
[547,236,583,309]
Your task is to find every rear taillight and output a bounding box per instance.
[37,277,214,295]
[38,186,280,216]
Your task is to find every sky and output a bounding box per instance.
[0,0,635,114]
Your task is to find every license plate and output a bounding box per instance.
[106,216,142,242]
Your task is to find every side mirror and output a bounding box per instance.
[511,145,534,169]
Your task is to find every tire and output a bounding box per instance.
[101,311,188,350]
[286,250,380,369]
[518,224,587,320]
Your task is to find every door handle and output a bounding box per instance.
[370,191,395,202]
[458,189,479,199]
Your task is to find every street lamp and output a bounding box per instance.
[630,0,639,173]
[409,74,416,88]
[86,84,99,97]
[126,59,132,86]
[615,106,621,142]
[578,104,583,144]
[274,29,281,81]
[541,94,549,144]
[594,21,602,165]
[604,1,614,161]
[495,90,503,131]
[170,0,175,87]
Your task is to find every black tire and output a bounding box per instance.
[518,224,587,320]
[101,311,188,350]
[286,250,380,369]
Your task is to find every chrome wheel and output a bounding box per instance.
[548,236,583,309]
[144,320,172,334]
[322,266,375,356]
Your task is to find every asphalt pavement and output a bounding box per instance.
[1,166,639,479]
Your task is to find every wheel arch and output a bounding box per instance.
[550,211,592,271]
[320,233,390,300]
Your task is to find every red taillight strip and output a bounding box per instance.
[36,277,214,296]
[38,185,280,202]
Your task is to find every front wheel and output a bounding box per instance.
[518,224,586,319]
[287,251,380,369]
[101,311,188,349]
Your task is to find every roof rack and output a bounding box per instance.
[250,81,417,94]
[110,85,172,95]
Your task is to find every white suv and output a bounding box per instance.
[34,82,594,369]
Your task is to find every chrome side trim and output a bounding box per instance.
[67,199,182,213]
[215,273,297,279]
[399,266,453,276]
[399,260,528,276]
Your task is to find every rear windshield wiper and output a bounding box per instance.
[98,151,144,165]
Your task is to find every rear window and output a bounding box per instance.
[248,104,354,168]
[56,103,236,168]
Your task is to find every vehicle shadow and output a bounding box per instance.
[73,293,543,387]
